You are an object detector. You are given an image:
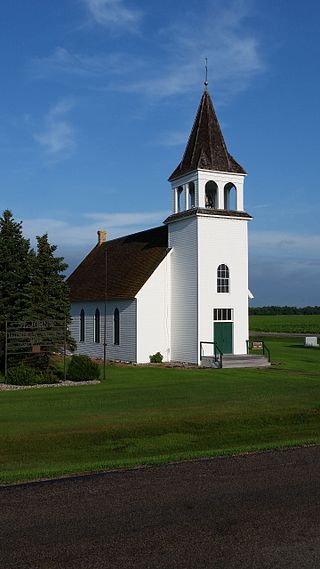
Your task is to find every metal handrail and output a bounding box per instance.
[246,339,271,362]
[200,341,223,368]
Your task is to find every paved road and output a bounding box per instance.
[1,446,320,568]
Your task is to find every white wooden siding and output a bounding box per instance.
[136,252,171,363]
[168,217,198,363]
[71,300,137,362]
[198,215,249,357]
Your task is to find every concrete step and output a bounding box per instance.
[222,354,270,369]
[201,356,221,368]
[201,354,270,369]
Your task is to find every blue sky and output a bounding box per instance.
[1,0,320,306]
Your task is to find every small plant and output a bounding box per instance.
[5,365,40,385]
[149,352,163,363]
[36,371,60,384]
[66,355,100,382]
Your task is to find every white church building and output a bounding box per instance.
[68,88,256,366]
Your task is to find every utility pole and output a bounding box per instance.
[103,236,107,381]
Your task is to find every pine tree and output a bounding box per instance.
[23,234,74,367]
[0,211,33,368]
[0,210,32,322]
[26,234,70,322]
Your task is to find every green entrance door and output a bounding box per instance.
[214,322,233,354]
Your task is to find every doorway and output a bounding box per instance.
[213,321,233,354]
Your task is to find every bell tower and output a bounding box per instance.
[169,87,246,215]
[165,87,252,364]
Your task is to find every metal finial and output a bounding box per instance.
[204,57,208,89]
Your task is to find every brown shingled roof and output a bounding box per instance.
[169,89,246,181]
[67,225,169,302]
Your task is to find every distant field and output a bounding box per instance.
[250,315,320,334]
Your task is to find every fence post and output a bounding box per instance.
[63,318,67,381]
[4,320,8,377]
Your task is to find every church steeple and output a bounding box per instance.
[169,89,245,182]
[168,89,247,215]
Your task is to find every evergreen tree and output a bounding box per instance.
[0,210,33,367]
[0,210,32,322]
[25,234,70,322]
[24,234,74,367]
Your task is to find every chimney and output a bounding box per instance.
[97,230,106,245]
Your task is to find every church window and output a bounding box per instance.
[114,308,120,345]
[217,264,230,293]
[94,308,100,343]
[224,183,237,210]
[80,309,85,342]
[205,181,218,208]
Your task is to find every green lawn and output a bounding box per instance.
[250,314,320,334]
[0,337,319,484]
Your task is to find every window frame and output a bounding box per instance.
[80,309,85,342]
[94,308,100,343]
[213,308,233,321]
[114,308,120,346]
[217,264,230,293]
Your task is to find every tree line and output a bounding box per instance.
[249,306,320,315]
[0,210,73,370]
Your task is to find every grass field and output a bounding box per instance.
[0,337,319,484]
[250,314,320,334]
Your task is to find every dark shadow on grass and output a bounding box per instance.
[287,344,319,350]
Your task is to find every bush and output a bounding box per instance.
[5,365,60,385]
[149,352,163,363]
[5,365,40,385]
[66,355,101,382]
[37,371,59,384]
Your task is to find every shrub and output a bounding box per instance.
[5,365,40,385]
[36,371,59,384]
[66,355,100,382]
[149,352,163,363]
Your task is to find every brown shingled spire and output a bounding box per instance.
[169,90,246,181]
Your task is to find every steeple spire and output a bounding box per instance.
[204,57,208,90]
[169,89,246,181]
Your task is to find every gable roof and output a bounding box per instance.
[67,225,169,302]
[169,89,246,181]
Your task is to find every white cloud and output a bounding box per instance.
[86,211,168,227]
[29,47,129,80]
[248,229,320,305]
[124,2,263,99]
[22,210,167,248]
[30,1,263,101]
[22,210,167,274]
[250,230,320,259]
[158,130,189,147]
[84,0,142,31]
[33,99,75,156]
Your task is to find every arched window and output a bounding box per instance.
[217,264,230,293]
[177,186,183,212]
[80,309,85,342]
[114,308,120,345]
[224,182,237,210]
[205,181,218,208]
[188,181,195,209]
[94,308,100,343]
